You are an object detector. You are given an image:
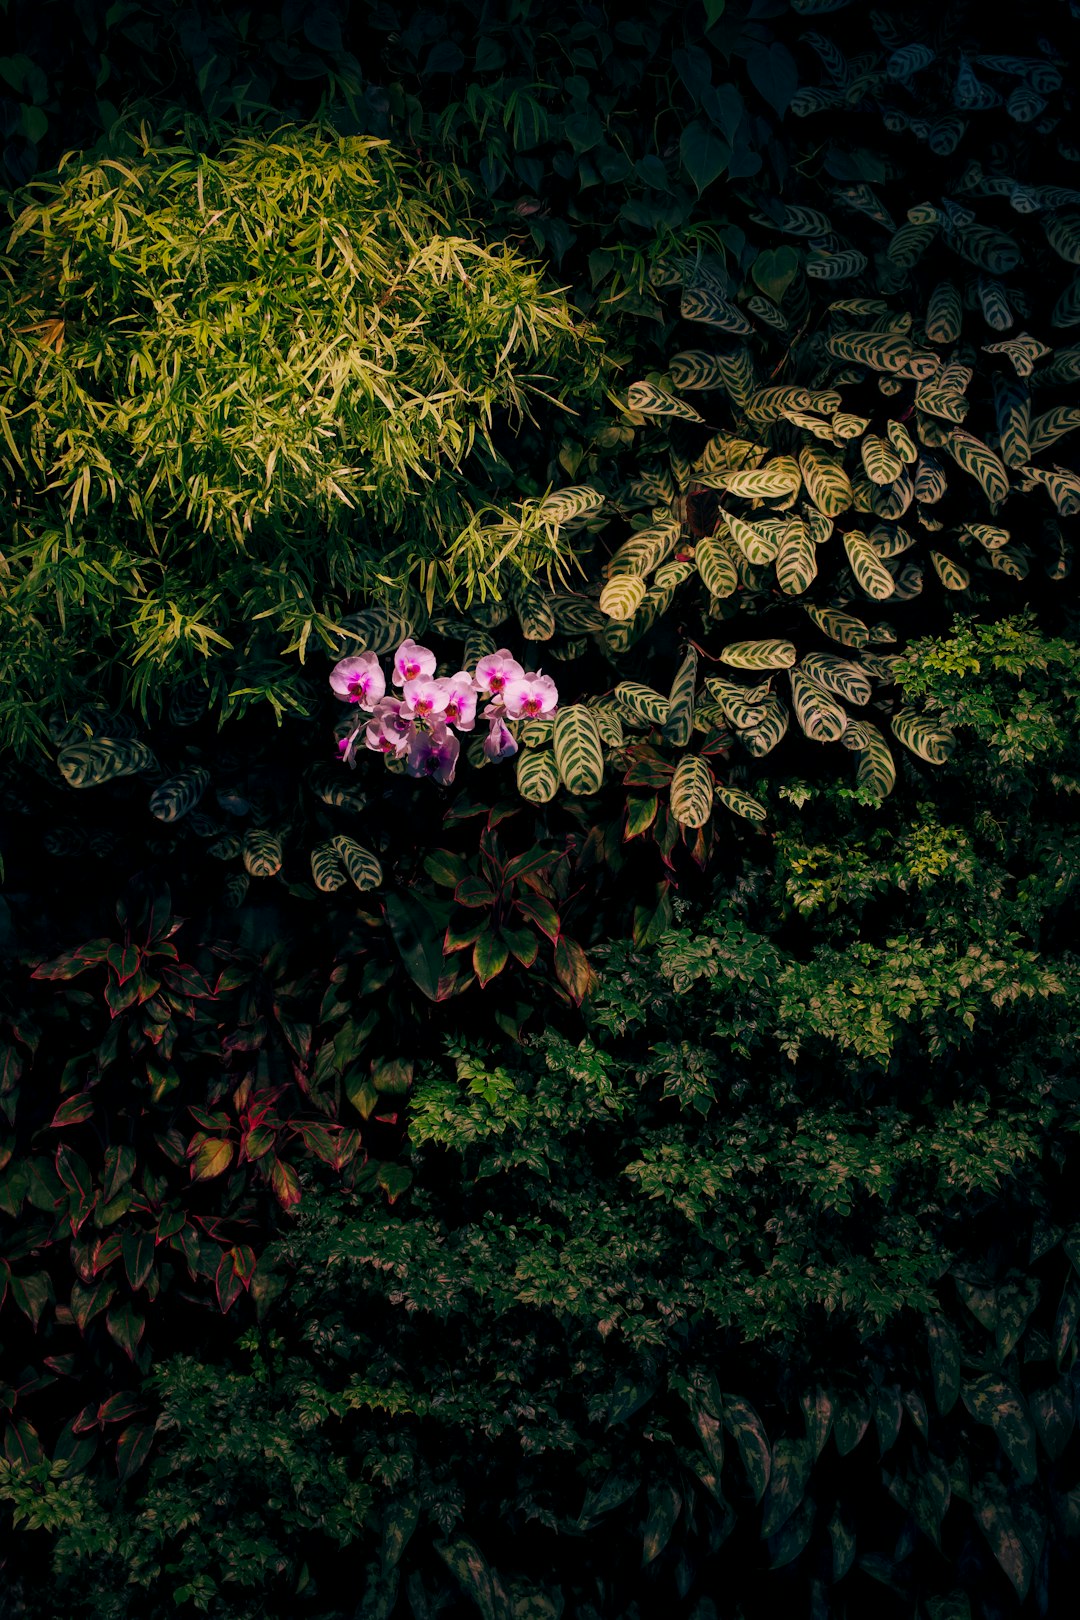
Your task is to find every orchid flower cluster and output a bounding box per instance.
[329,639,559,786]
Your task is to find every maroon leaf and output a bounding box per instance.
[241,1124,276,1162]
[116,1421,155,1484]
[98,1392,144,1425]
[215,1252,244,1314]
[454,876,497,908]
[30,940,107,980]
[230,1245,258,1286]
[106,944,142,985]
[269,1158,301,1209]
[514,894,560,943]
[122,1231,157,1292]
[50,1094,96,1129]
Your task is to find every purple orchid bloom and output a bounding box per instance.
[482,710,518,762]
[400,674,450,721]
[329,651,386,709]
[436,672,478,732]
[502,671,559,720]
[393,638,437,687]
[406,721,460,784]
[474,648,524,700]
[364,697,412,757]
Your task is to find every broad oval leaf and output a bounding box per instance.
[553,705,604,795]
[515,748,560,804]
[599,573,647,621]
[241,830,283,879]
[715,781,767,821]
[332,835,383,890]
[891,709,956,764]
[720,639,797,670]
[148,767,210,823]
[669,756,714,828]
[57,738,156,789]
[790,670,848,743]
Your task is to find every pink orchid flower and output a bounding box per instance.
[329,651,386,709]
[436,672,478,732]
[474,648,524,699]
[482,711,518,762]
[406,722,460,785]
[400,674,450,721]
[364,697,412,757]
[393,638,437,687]
[502,671,559,719]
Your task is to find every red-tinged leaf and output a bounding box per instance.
[106,1300,145,1361]
[623,746,677,788]
[514,894,560,943]
[53,1422,98,1473]
[43,1353,78,1376]
[503,926,539,968]
[134,969,162,1004]
[106,944,141,985]
[241,1123,276,1162]
[230,1245,258,1286]
[554,936,596,1005]
[503,847,555,886]
[625,795,659,840]
[116,1421,155,1484]
[423,849,468,887]
[444,917,485,953]
[122,1231,156,1291]
[55,1143,94,1203]
[187,1134,234,1181]
[31,948,97,980]
[188,1105,231,1133]
[50,1093,96,1129]
[70,1277,116,1332]
[0,1043,24,1092]
[270,1157,301,1210]
[215,1252,244,1314]
[4,1418,43,1466]
[473,927,510,988]
[0,1259,8,1312]
[335,1126,364,1168]
[105,974,142,1015]
[276,1013,312,1064]
[292,1122,342,1165]
[90,1233,123,1274]
[99,1392,144,1424]
[376,1162,413,1204]
[71,1401,102,1435]
[486,800,519,829]
[374,1111,399,1125]
[455,876,497,908]
[156,1209,186,1242]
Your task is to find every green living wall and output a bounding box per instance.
[0,1,1079,1617]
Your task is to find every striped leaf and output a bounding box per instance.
[925,281,962,344]
[695,536,740,598]
[869,470,914,520]
[914,456,948,503]
[715,782,768,822]
[553,706,605,795]
[311,842,348,893]
[242,830,283,879]
[965,524,1010,551]
[886,419,918,464]
[993,374,1032,468]
[695,432,765,477]
[806,247,868,280]
[714,460,802,500]
[739,696,790,757]
[985,332,1051,377]
[891,710,956,764]
[538,485,605,526]
[653,557,696,589]
[930,551,971,590]
[720,639,797,671]
[976,277,1014,332]
[168,680,209,728]
[1029,407,1080,454]
[679,287,751,333]
[463,628,497,669]
[515,582,556,641]
[605,522,679,578]
[861,435,905,485]
[670,351,729,390]
[224,873,250,909]
[801,509,834,545]
[338,607,413,656]
[332,835,383,891]
[57,738,156,789]
[853,722,896,800]
[804,605,869,647]
[627,382,703,422]
[790,670,849,743]
[844,532,896,599]
[839,720,874,751]
[746,386,814,423]
[518,714,555,748]
[1044,212,1080,265]
[799,446,852,516]
[776,522,818,595]
[831,413,869,439]
[515,749,560,804]
[669,756,714,828]
[950,223,1021,275]
[887,220,937,268]
[599,573,647,621]
[915,389,969,424]
[469,595,511,628]
[799,652,871,705]
[826,331,918,373]
[747,295,788,332]
[207,834,241,860]
[148,767,210,824]
[869,524,916,560]
[615,682,669,727]
[948,431,1010,505]
[984,547,1029,579]
[589,705,625,748]
[781,407,835,441]
[707,674,773,730]
[711,349,757,410]
[724,511,781,566]
[552,595,607,636]
[663,648,698,748]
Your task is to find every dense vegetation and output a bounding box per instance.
[1,1,1078,1617]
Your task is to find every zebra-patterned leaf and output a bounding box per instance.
[844,532,896,598]
[224,873,250,908]
[605,522,680,578]
[724,511,781,565]
[914,456,948,503]
[781,406,835,440]
[1044,212,1080,265]
[746,386,815,423]
[670,351,729,390]
[869,470,914,519]
[515,582,556,641]
[720,640,797,671]
[538,485,606,526]
[148,768,210,824]
[827,331,918,373]
[739,696,790,757]
[886,419,918,464]
[801,508,834,545]
[663,648,698,748]
[553,706,605,795]
[679,287,751,333]
[669,756,714,828]
[831,413,869,439]
[804,605,869,647]
[965,524,1010,551]
[57,738,156,789]
[695,433,765,477]
[168,680,209,728]
[930,551,971,590]
[515,749,560,804]
[715,782,768,822]
[915,389,969,424]
[711,349,757,410]
[1029,407,1080,453]
[925,282,962,344]
[861,436,904,485]
[799,652,871,705]
[653,557,696,589]
[747,295,789,332]
[977,277,1014,332]
[949,222,1021,275]
[463,628,497,669]
[985,546,1030,578]
[790,670,849,743]
[338,607,414,656]
[695,536,740,598]
[992,374,1031,468]
[892,710,956,764]
[311,842,347,893]
[332,836,384,891]
[1020,465,1080,515]
[806,247,868,280]
[627,382,703,421]
[242,830,283,879]
[948,431,1010,505]
[599,574,648,621]
[552,596,607,635]
[799,446,852,515]
[615,682,669,727]
[776,522,818,595]
[887,43,936,78]
[853,722,896,799]
[985,332,1051,377]
[714,460,802,500]
[518,714,555,747]
[887,220,937,268]
[589,705,624,748]
[1007,83,1047,122]
[207,834,241,860]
